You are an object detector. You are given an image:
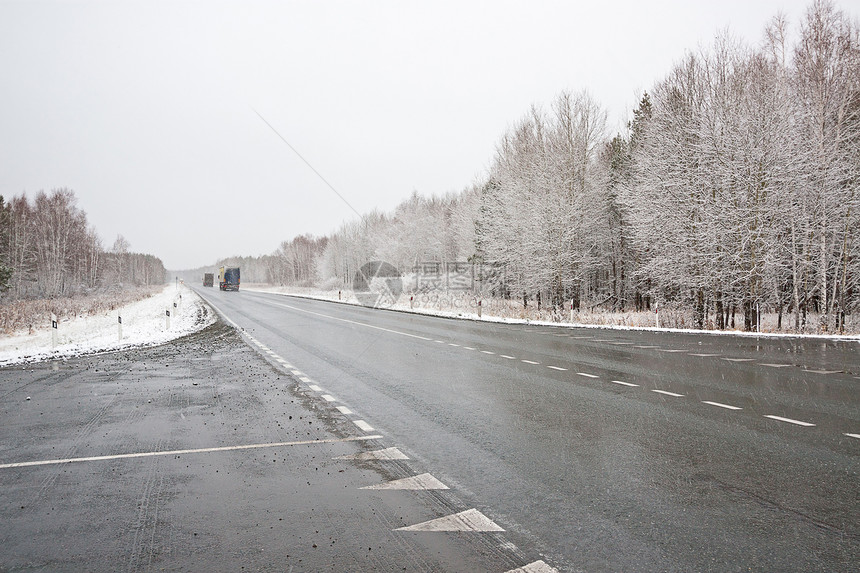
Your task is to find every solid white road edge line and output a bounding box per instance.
[0,435,384,470]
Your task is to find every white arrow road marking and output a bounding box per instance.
[702,401,742,410]
[396,508,504,532]
[505,561,560,573]
[765,415,815,427]
[0,435,384,470]
[360,473,449,490]
[335,447,408,461]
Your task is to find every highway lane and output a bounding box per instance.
[196,287,859,572]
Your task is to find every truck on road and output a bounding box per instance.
[203,273,214,287]
[219,267,240,291]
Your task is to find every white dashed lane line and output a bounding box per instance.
[702,400,743,410]
[689,353,721,357]
[845,433,860,439]
[577,372,599,378]
[481,350,496,355]
[723,358,756,362]
[321,395,336,402]
[612,380,639,387]
[652,389,685,397]
[353,420,375,432]
[336,406,353,415]
[765,415,816,427]
[309,385,323,392]
[463,347,476,350]
[547,366,567,371]
[760,363,792,368]
[500,355,516,360]
[521,360,540,365]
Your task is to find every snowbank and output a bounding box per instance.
[245,285,860,343]
[0,284,216,366]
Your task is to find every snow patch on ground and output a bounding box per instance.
[246,285,860,343]
[0,285,215,366]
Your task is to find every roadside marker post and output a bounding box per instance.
[478,299,482,318]
[51,313,58,349]
[165,308,171,330]
[410,295,414,310]
[117,312,123,342]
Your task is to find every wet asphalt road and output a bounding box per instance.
[0,321,533,572]
[195,288,859,572]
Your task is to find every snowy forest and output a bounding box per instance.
[249,2,859,334]
[0,189,167,300]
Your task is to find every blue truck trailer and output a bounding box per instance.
[218,266,240,291]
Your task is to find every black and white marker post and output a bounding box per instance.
[117,312,123,342]
[51,313,58,349]
[165,307,171,330]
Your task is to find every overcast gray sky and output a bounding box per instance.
[1,0,820,270]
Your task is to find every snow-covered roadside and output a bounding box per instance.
[0,285,216,366]
[245,285,860,343]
